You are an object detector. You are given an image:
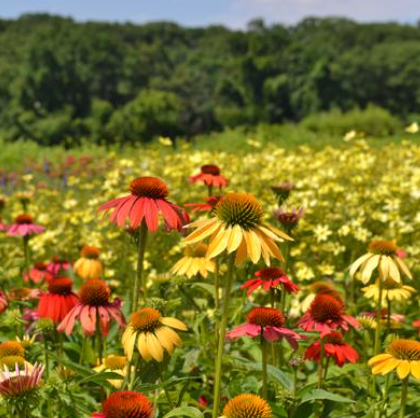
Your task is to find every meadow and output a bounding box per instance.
[1,124,420,418]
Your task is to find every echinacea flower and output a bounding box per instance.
[369,339,420,379]
[227,307,304,349]
[57,279,125,336]
[47,256,71,275]
[185,196,222,213]
[358,310,405,330]
[362,278,416,303]
[0,291,8,314]
[299,281,342,314]
[74,246,103,280]
[297,294,360,336]
[185,192,292,266]
[349,240,412,284]
[0,355,28,370]
[0,362,44,399]
[0,341,25,359]
[7,214,44,237]
[122,307,187,362]
[221,394,272,418]
[24,262,53,284]
[241,267,299,297]
[7,288,40,302]
[171,244,216,278]
[189,165,228,189]
[99,176,185,232]
[37,277,80,323]
[273,206,304,233]
[91,390,154,418]
[304,331,359,367]
[271,183,293,205]
[94,355,130,388]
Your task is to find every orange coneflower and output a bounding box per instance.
[122,307,186,362]
[189,165,228,189]
[221,394,272,418]
[99,176,185,232]
[185,192,292,266]
[74,246,103,280]
[184,195,222,214]
[171,244,216,278]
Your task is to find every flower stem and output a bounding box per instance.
[374,278,384,355]
[214,261,220,310]
[95,309,103,363]
[386,297,391,335]
[261,336,269,400]
[133,221,148,310]
[399,377,409,418]
[318,340,324,388]
[43,332,49,377]
[23,236,31,282]
[212,253,235,418]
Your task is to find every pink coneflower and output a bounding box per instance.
[57,279,125,336]
[227,307,304,349]
[361,309,405,323]
[47,256,71,276]
[24,262,53,284]
[241,267,299,297]
[189,165,228,189]
[271,183,294,205]
[273,206,304,232]
[184,195,222,213]
[297,294,360,337]
[91,391,154,418]
[7,214,44,237]
[38,277,79,323]
[0,291,8,314]
[0,362,44,399]
[99,176,185,232]
[304,331,359,367]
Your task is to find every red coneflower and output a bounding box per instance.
[57,279,125,336]
[184,195,222,213]
[99,176,185,232]
[37,277,79,323]
[304,331,359,367]
[189,165,228,189]
[24,262,53,284]
[227,307,304,349]
[47,256,71,276]
[0,291,8,314]
[297,294,360,336]
[7,214,44,237]
[91,390,154,418]
[241,267,299,297]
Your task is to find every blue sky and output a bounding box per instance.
[2,0,419,28]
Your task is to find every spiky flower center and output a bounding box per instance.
[388,339,420,361]
[48,277,74,295]
[81,246,100,259]
[102,391,154,418]
[215,193,263,229]
[8,288,31,301]
[185,244,208,258]
[309,281,334,293]
[0,342,25,358]
[104,355,127,370]
[256,267,285,280]
[129,177,168,199]
[368,240,397,256]
[247,307,285,328]
[131,308,162,333]
[0,356,25,369]
[323,331,344,345]
[382,278,403,290]
[223,394,272,418]
[34,262,47,271]
[79,279,110,306]
[15,214,33,225]
[201,164,220,175]
[309,294,343,323]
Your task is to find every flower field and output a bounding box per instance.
[1,138,420,417]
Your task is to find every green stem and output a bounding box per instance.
[95,309,103,363]
[208,185,213,197]
[399,377,409,418]
[23,236,31,281]
[261,336,269,400]
[79,336,86,365]
[386,297,391,335]
[133,221,148,311]
[323,357,330,381]
[212,253,235,418]
[318,340,324,388]
[374,278,384,355]
[43,332,49,377]
[214,261,220,310]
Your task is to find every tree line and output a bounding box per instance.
[0,14,419,145]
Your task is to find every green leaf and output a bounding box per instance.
[301,389,355,404]
[162,406,204,418]
[78,371,124,384]
[192,282,215,296]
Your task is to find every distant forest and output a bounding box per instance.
[0,14,420,145]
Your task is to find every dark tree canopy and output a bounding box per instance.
[0,14,419,145]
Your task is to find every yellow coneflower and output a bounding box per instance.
[349,240,411,284]
[171,244,216,278]
[362,278,415,303]
[122,308,187,362]
[74,246,103,280]
[94,355,131,388]
[184,192,292,266]
[221,394,272,418]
